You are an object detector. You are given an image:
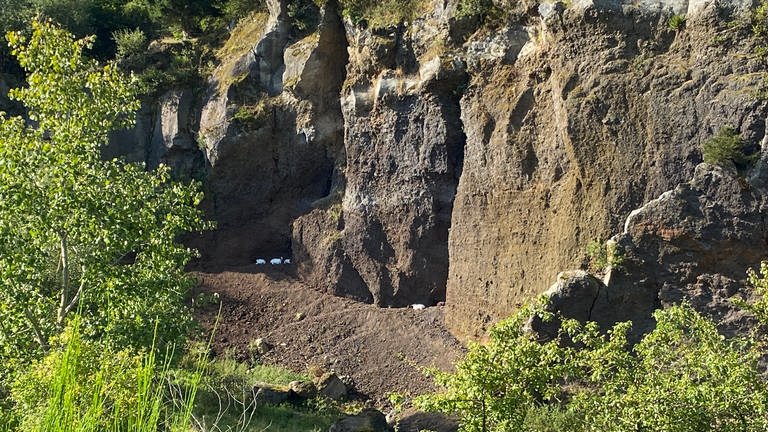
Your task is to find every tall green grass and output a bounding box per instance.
[8,318,205,432]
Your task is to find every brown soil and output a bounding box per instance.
[192,263,466,404]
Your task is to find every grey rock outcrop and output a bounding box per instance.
[391,408,459,432]
[534,161,768,339]
[251,384,291,405]
[316,372,348,400]
[105,89,204,179]
[292,4,467,306]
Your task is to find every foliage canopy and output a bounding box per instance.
[0,20,209,382]
[418,295,768,432]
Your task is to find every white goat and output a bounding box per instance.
[255,258,267,265]
[270,257,283,265]
[411,304,426,310]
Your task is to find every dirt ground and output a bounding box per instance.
[192,263,466,404]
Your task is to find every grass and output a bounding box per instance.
[214,11,270,92]
[341,0,429,28]
[5,318,206,432]
[668,14,686,31]
[206,357,309,388]
[191,358,340,432]
[192,404,335,432]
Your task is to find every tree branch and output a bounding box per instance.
[57,231,70,327]
[24,308,48,352]
[60,274,84,322]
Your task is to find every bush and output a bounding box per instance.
[585,239,623,272]
[217,0,267,23]
[418,300,768,432]
[340,0,425,28]
[416,300,582,431]
[456,0,500,22]
[573,306,768,432]
[668,14,686,31]
[113,27,148,61]
[702,126,756,169]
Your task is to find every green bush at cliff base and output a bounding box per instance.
[702,126,756,170]
[417,297,768,432]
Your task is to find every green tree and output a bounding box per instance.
[0,20,208,378]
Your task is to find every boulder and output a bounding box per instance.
[316,372,348,400]
[329,408,393,432]
[251,384,291,405]
[392,408,459,432]
[252,338,273,355]
[289,380,317,399]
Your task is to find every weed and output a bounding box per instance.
[586,239,623,272]
[341,0,428,28]
[668,14,686,31]
[702,126,757,170]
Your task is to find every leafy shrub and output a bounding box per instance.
[572,306,768,432]
[668,14,686,31]
[418,300,768,432]
[702,126,756,169]
[456,0,500,22]
[585,239,623,271]
[341,0,425,28]
[217,0,267,23]
[416,300,581,431]
[113,27,148,61]
[754,0,768,37]
[741,261,768,323]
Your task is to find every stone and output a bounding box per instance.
[316,372,348,400]
[528,270,606,341]
[252,338,273,355]
[289,380,317,399]
[329,408,393,432]
[392,408,459,432]
[251,384,291,405]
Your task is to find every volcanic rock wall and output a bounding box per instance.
[112,0,768,341]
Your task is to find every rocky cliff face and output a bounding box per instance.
[293,5,468,306]
[446,0,768,339]
[113,0,768,340]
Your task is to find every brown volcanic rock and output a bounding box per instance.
[193,0,348,266]
[445,2,768,340]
